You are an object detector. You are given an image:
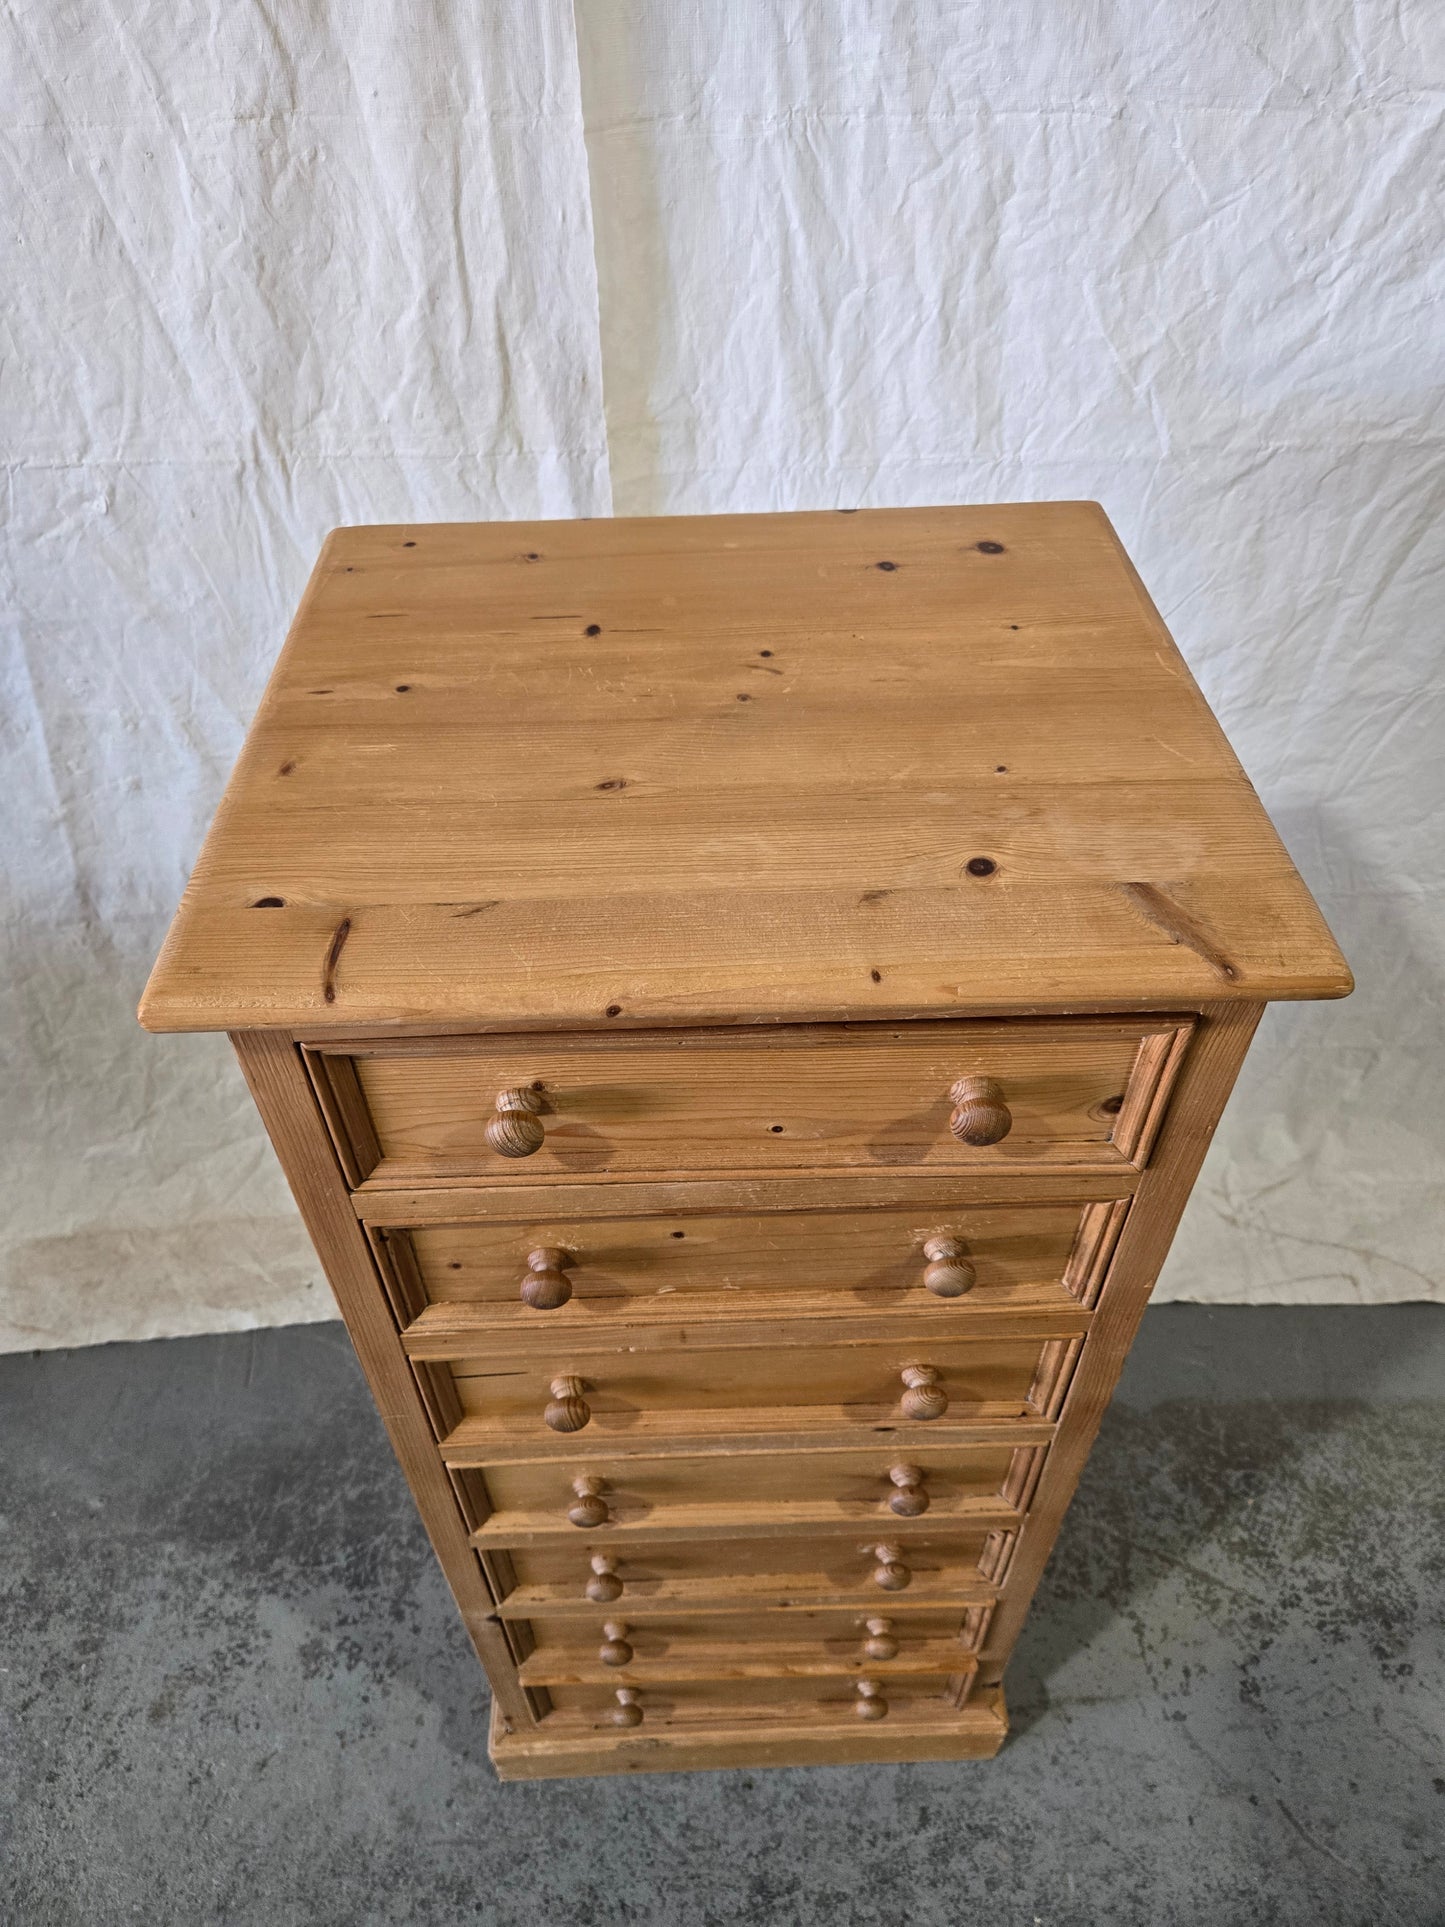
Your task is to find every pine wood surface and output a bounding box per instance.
[443,1398,1059,1459]
[465,1443,1034,1544]
[497,1549,1009,1610]
[399,1287,1091,1354]
[522,1603,980,1653]
[386,1199,1104,1307]
[973,1001,1265,1678]
[488,1687,1008,1778]
[338,1017,1184,1183]
[227,1033,531,1727]
[444,1419,1054,1468]
[354,1172,1142,1221]
[476,1441,1025,1516]
[438,1332,1065,1429]
[540,1673,974,1718]
[519,1639,979,1684]
[492,1541,1006,1615]
[470,1501,1023,1550]
[139,503,1349,1035]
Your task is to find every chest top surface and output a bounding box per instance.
[139,502,1350,1035]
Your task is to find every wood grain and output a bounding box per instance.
[139,504,1350,1035]
[488,1685,1008,1778]
[340,1017,1188,1182]
[438,1331,1072,1432]
[518,1633,980,1686]
[489,1529,1009,1614]
[540,1672,975,1717]
[443,1414,1054,1467]
[467,1442,1028,1544]
[389,1198,1099,1310]
[400,1291,1090,1359]
[516,1602,989,1683]
[228,1030,534,1726]
[355,1170,1141,1222]
[301,1048,381,1186]
[975,1002,1264,1676]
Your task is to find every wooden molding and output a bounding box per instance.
[300,1046,381,1187]
[229,1030,534,1727]
[977,1001,1263,1674]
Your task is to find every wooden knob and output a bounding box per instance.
[900,1364,948,1421]
[862,1617,899,1661]
[871,1543,912,1591]
[888,1463,929,1517]
[948,1076,1011,1146]
[520,1247,574,1310]
[485,1088,545,1158]
[921,1235,976,1298]
[855,1679,888,1721]
[567,1475,609,1528]
[598,1620,633,1667]
[585,1553,623,1601]
[545,1375,591,1433]
[611,1687,643,1728]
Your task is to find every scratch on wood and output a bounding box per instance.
[450,901,501,919]
[322,917,352,1003]
[1117,882,1239,981]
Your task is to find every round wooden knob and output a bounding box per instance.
[855,1679,888,1721]
[948,1076,1011,1147]
[888,1463,929,1517]
[862,1616,899,1661]
[921,1236,976,1298]
[485,1088,545,1159]
[871,1543,912,1591]
[585,1553,623,1601]
[567,1475,609,1528]
[611,1687,643,1728]
[520,1247,574,1310]
[545,1375,591,1433]
[599,1620,633,1667]
[900,1364,948,1421]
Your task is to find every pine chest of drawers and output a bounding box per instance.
[141,502,1350,1779]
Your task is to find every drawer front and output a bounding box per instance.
[488,1526,1014,1612]
[440,1331,1080,1443]
[321,1016,1191,1183]
[467,1441,1041,1539]
[541,1674,975,1728]
[518,1606,985,1685]
[398,1199,1111,1311]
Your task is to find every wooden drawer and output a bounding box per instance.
[312,1016,1193,1185]
[515,1605,991,1685]
[378,1197,1127,1318]
[538,1672,978,1730]
[422,1326,1083,1449]
[464,1440,1045,1542]
[494,1683,1008,1776]
[486,1524,1015,1614]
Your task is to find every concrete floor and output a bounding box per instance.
[2,1307,1441,1927]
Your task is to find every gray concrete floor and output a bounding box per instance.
[2,1306,1442,1926]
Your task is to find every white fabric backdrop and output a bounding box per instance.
[574,0,1445,1309]
[3,1,1440,1350]
[1,2,611,1349]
